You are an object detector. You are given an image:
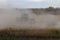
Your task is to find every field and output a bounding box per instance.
[0,28,60,40]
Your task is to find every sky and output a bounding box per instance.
[0,0,60,8]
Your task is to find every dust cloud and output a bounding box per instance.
[0,8,60,29]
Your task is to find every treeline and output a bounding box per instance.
[31,7,60,15]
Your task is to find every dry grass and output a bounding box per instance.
[0,28,60,36]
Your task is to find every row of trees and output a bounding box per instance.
[32,7,60,15]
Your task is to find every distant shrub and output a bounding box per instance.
[32,9,41,15]
[45,7,55,11]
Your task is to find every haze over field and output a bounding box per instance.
[0,7,60,29]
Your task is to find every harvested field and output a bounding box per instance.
[0,29,60,40]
